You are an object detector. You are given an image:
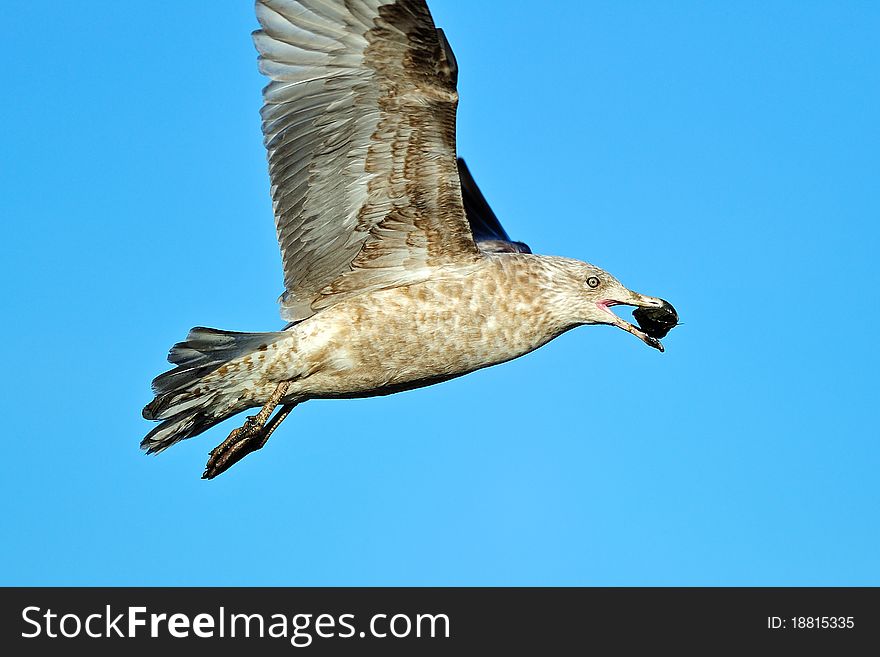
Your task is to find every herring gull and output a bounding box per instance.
[142,0,678,478]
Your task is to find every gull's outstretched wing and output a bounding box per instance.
[255,0,481,321]
[457,158,531,255]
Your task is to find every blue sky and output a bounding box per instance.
[1,1,877,585]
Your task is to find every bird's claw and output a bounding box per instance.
[203,417,268,480]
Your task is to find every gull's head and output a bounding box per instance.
[548,258,668,352]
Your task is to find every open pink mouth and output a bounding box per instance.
[596,299,627,318]
[596,299,664,352]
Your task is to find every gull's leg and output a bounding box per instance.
[258,402,295,443]
[202,381,291,479]
[202,402,295,480]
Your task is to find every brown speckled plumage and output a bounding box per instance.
[141,1,674,478]
[281,256,581,399]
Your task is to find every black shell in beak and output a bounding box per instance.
[633,299,678,339]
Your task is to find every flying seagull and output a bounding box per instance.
[142,0,677,478]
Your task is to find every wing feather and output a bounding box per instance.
[254,0,480,321]
[457,159,531,255]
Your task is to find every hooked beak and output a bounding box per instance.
[596,292,666,352]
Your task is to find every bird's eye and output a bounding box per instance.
[586,276,601,288]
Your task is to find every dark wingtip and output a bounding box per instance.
[458,160,533,254]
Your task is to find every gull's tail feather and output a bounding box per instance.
[141,327,287,454]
